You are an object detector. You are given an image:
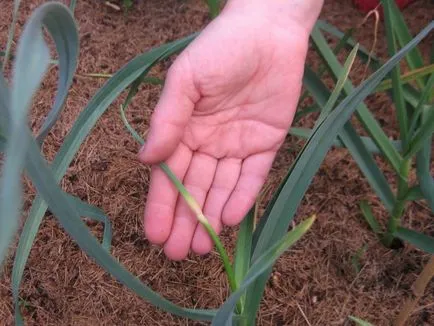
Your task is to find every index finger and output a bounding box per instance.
[143,143,192,244]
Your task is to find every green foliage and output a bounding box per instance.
[122,0,134,12]
[395,227,434,254]
[0,1,433,325]
[1,0,20,69]
[349,316,375,326]
[233,207,255,313]
[360,201,382,235]
[306,1,434,253]
[206,0,220,18]
[351,244,368,274]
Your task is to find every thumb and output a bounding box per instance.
[138,60,197,164]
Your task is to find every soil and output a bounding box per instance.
[0,0,433,325]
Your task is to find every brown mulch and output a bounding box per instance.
[0,0,433,325]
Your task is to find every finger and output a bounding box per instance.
[164,152,218,260]
[138,58,199,164]
[191,158,242,255]
[143,144,192,244]
[222,151,276,226]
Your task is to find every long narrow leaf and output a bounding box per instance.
[233,206,255,313]
[297,27,355,119]
[316,20,375,60]
[404,186,424,201]
[2,0,21,68]
[0,14,213,320]
[415,73,434,211]
[317,18,422,110]
[70,0,77,13]
[35,7,79,143]
[408,73,434,137]
[244,23,432,324]
[359,200,382,234]
[316,44,359,123]
[382,0,409,146]
[395,227,434,254]
[302,66,330,109]
[206,0,220,18]
[0,2,51,265]
[301,64,396,212]
[11,32,197,323]
[65,194,112,251]
[310,26,404,174]
[24,129,216,321]
[339,124,396,212]
[212,217,315,325]
[404,106,434,160]
[349,316,374,326]
[375,64,434,92]
[387,0,425,88]
[289,127,402,154]
[118,77,239,294]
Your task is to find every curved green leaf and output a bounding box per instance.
[233,206,255,313]
[376,64,434,92]
[206,0,220,18]
[65,194,112,251]
[11,30,197,323]
[70,0,77,13]
[35,5,79,143]
[300,61,396,212]
[385,0,425,88]
[316,20,376,61]
[2,0,21,68]
[311,26,404,175]
[403,185,424,202]
[297,25,355,119]
[382,0,409,146]
[339,123,396,212]
[414,74,434,211]
[359,200,381,234]
[404,106,434,160]
[349,316,374,326]
[316,43,359,123]
[289,127,403,154]
[395,227,434,254]
[119,70,239,296]
[0,7,210,320]
[22,130,215,321]
[316,19,421,110]
[0,1,52,265]
[245,23,432,324]
[212,217,315,325]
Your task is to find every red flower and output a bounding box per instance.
[354,0,415,13]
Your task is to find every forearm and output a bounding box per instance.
[224,0,324,34]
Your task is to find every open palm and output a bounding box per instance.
[139,11,310,260]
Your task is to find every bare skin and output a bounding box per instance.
[138,0,324,260]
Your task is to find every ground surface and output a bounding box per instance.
[0,0,433,325]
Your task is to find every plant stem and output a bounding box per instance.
[159,163,238,292]
[160,162,243,314]
[234,316,249,326]
[120,110,239,297]
[383,159,411,247]
[394,255,434,326]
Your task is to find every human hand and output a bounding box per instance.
[138,0,323,260]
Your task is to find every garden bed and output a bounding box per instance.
[0,0,433,325]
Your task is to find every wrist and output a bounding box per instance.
[223,0,324,34]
